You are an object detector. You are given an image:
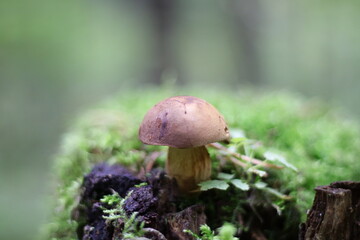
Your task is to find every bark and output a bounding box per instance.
[165,205,206,240]
[299,181,360,240]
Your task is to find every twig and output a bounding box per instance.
[143,227,168,240]
[145,151,162,173]
[208,142,283,169]
[228,156,247,168]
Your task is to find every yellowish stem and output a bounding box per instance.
[166,146,211,194]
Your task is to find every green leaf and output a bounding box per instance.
[217,223,239,240]
[199,180,229,191]
[199,224,214,238]
[229,128,246,139]
[230,137,247,144]
[183,229,201,239]
[264,151,298,172]
[248,168,267,177]
[230,179,250,191]
[100,192,121,205]
[217,172,235,180]
[134,182,148,188]
[254,181,267,189]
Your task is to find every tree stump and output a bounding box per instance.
[299,181,360,240]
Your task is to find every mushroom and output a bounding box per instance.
[139,96,230,193]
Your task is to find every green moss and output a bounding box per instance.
[42,88,360,239]
[101,191,146,239]
[184,223,239,240]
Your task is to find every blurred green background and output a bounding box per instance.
[1,0,359,239]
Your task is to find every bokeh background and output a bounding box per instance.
[1,0,359,239]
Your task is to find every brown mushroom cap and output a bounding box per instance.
[139,96,230,148]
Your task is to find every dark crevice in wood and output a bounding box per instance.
[299,181,360,240]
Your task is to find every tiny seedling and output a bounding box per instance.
[198,132,297,218]
[100,191,145,239]
[184,223,239,240]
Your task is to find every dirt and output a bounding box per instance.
[73,163,300,240]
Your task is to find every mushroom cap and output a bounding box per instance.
[139,96,230,148]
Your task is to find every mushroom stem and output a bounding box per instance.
[166,146,211,193]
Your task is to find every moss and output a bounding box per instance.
[42,88,360,239]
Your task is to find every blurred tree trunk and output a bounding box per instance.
[146,0,183,85]
[229,0,263,85]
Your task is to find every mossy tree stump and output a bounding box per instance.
[42,91,360,239]
[300,181,360,240]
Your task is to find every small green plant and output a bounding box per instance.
[184,223,239,240]
[199,171,291,201]
[134,182,148,188]
[100,191,145,239]
[199,134,295,216]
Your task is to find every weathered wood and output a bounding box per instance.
[299,181,360,240]
[165,205,206,240]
